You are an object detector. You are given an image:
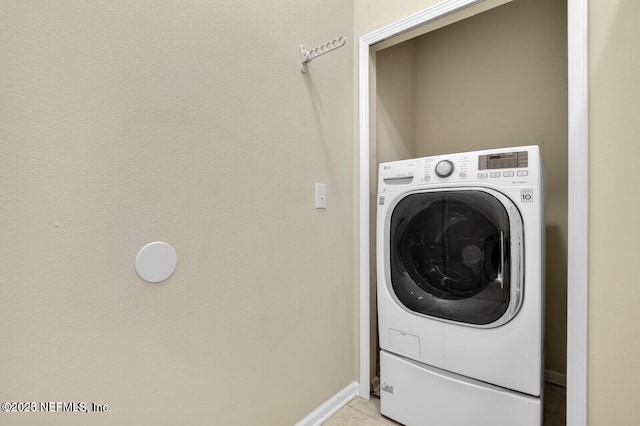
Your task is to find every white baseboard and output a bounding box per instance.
[295,382,359,426]
[545,369,567,388]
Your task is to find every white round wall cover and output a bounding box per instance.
[135,242,177,283]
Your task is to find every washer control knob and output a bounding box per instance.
[435,160,454,178]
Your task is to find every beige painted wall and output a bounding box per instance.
[589,0,640,423]
[0,1,355,425]
[376,42,417,165]
[355,0,446,37]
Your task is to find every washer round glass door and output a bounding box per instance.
[388,189,523,326]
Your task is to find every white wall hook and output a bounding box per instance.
[299,36,346,72]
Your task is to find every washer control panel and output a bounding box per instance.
[378,146,541,193]
[479,150,529,170]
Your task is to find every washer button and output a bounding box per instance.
[503,171,514,177]
[517,170,529,177]
[477,172,488,179]
[490,172,501,178]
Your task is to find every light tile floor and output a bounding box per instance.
[326,383,566,425]
[324,396,400,426]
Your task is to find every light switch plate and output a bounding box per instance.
[315,183,327,209]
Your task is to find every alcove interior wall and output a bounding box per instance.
[372,0,567,383]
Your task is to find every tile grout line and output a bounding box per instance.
[346,405,389,425]
[346,403,376,419]
[347,399,401,426]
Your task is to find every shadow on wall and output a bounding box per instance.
[545,223,567,375]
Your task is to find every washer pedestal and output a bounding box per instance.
[380,351,542,426]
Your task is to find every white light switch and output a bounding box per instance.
[315,183,327,209]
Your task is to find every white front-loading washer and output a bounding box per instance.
[376,146,544,426]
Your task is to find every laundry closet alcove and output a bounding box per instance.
[357,0,587,424]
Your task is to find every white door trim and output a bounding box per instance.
[566,0,589,424]
[357,1,589,425]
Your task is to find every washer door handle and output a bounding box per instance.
[496,230,505,289]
